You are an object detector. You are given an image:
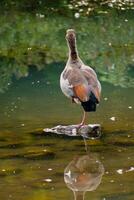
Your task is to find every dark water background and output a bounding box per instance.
[0,1,134,200]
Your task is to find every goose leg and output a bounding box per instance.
[79,111,86,127]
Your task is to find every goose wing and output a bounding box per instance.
[63,67,90,102]
[62,66,101,103]
[81,66,101,102]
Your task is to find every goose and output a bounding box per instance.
[60,29,101,126]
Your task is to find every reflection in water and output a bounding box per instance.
[64,153,104,200]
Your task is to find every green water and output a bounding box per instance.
[0,65,134,200]
[0,1,134,200]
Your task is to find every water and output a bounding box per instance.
[0,64,134,200]
[0,1,134,200]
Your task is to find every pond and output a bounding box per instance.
[0,1,134,200]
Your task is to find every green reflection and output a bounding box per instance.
[0,3,134,92]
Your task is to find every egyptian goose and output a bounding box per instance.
[60,29,101,126]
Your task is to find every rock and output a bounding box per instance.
[43,124,101,139]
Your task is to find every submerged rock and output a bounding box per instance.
[23,150,55,160]
[0,149,55,160]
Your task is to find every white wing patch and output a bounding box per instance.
[60,72,74,98]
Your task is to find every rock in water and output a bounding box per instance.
[43,124,101,139]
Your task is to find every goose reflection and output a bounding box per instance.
[64,154,104,200]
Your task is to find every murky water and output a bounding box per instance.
[0,64,134,200]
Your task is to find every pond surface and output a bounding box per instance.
[0,1,134,200]
[0,64,134,200]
